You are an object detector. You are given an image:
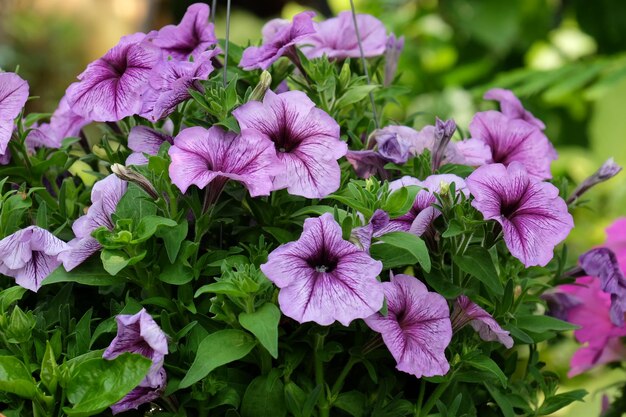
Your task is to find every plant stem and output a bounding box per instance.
[314,333,330,417]
[330,356,358,398]
[419,379,451,417]
[414,380,426,417]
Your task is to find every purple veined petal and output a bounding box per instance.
[365,274,452,378]
[72,175,128,238]
[67,33,161,122]
[345,150,388,179]
[110,367,166,415]
[0,227,37,270]
[261,213,384,326]
[484,88,546,130]
[445,138,492,166]
[26,94,91,149]
[452,295,513,348]
[153,3,217,60]
[0,72,29,121]
[466,162,573,267]
[57,236,102,272]
[374,128,411,164]
[469,111,556,180]
[126,126,173,165]
[351,209,390,251]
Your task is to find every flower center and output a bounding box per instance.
[307,251,338,274]
[315,265,329,273]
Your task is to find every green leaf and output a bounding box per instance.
[370,232,431,271]
[262,227,295,244]
[334,391,367,417]
[40,341,58,394]
[463,354,507,387]
[179,330,256,388]
[515,315,578,333]
[484,383,515,417]
[159,260,194,285]
[335,85,378,108]
[43,258,126,287]
[195,281,248,298]
[453,247,503,295]
[133,215,177,243]
[240,371,286,417]
[442,219,466,238]
[0,286,27,312]
[537,389,587,415]
[239,303,281,359]
[290,205,348,221]
[157,220,188,263]
[100,249,130,276]
[64,353,151,417]
[0,356,38,398]
[114,184,157,224]
[383,186,420,217]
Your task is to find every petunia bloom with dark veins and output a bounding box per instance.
[261,213,384,326]
[103,308,168,414]
[233,90,347,198]
[466,162,573,267]
[66,33,161,122]
[365,273,452,378]
[126,126,173,166]
[152,2,217,60]
[451,295,513,348]
[0,72,29,158]
[0,226,68,292]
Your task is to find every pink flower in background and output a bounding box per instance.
[451,295,513,348]
[0,72,29,157]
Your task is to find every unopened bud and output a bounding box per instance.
[249,71,272,102]
[111,163,159,200]
[567,158,622,204]
[431,118,456,172]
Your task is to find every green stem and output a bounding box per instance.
[414,380,426,417]
[330,356,358,398]
[419,379,451,417]
[314,334,330,417]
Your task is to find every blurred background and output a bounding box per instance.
[1,0,625,414]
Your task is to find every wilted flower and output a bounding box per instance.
[152,3,217,60]
[484,88,546,130]
[168,126,280,197]
[66,33,161,122]
[451,295,513,348]
[103,308,168,414]
[567,158,622,204]
[27,94,90,149]
[240,11,315,70]
[59,175,127,271]
[365,273,452,378]
[469,111,556,180]
[384,34,404,86]
[302,12,387,60]
[0,72,29,157]
[466,162,573,267]
[233,90,346,198]
[261,213,384,326]
[126,126,173,165]
[0,226,68,292]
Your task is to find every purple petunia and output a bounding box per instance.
[233,90,347,198]
[240,11,316,70]
[152,3,217,60]
[126,126,173,165]
[103,308,168,414]
[27,94,90,149]
[66,33,161,122]
[345,150,389,180]
[365,273,452,378]
[468,111,556,180]
[302,12,387,60]
[168,126,280,197]
[451,295,513,348]
[0,72,29,157]
[0,226,68,292]
[466,162,573,267]
[484,88,546,130]
[261,213,384,326]
[59,175,127,271]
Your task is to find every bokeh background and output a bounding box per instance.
[1,0,625,414]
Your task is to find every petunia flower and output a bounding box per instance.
[152,3,217,60]
[468,110,556,180]
[66,33,161,122]
[103,308,168,414]
[261,213,384,326]
[58,175,127,271]
[451,295,513,348]
[233,90,346,198]
[302,12,387,60]
[484,88,546,130]
[345,150,389,180]
[365,273,452,378]
[351,209,390,251]
[168,126,280,197]
[126,126,173,165]
[142,49,219,121]
[606,218,626,261]
[466,162,573,267]
[240,11,315,70]
[0,226,68,292]
[26,94,90,149]
[0,72,29,157]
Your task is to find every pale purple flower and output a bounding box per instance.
[451,295,513,348]
[142,49,219,121]
[469,111,556,180]
[345,150,389,179]
[59,175,127,271]
[384,34,404,86]
[261,213,384,326]
[567,158,622,204]
[374,129,411,164]
[153,3,217,60]
[351,209,390,251]
[0,226,68,292]
[168,126,280,196]
[103,308,168,414]
[580,247,626,326]
[233,90,346,198]
[302,12,387,60]
[377,174,467,236]
[0,72,29,156]
[484,88,546,130]
[466,162,573,267]
[66,33,161,122]
[240,11,315,70]
[26,94,90,149]
[365,273,452,378]
[126,126,173,165]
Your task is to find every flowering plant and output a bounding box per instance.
[0,3,621,416]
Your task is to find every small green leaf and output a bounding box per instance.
[0,286,27,312]
[100,249,130,276]
[179,330,256,388]
[370,232,431,271]
[515,315,578,333]
[537,389,587,415]
[241,371,286,417]
[335,85,378,108]
[463,354,508,387]
[40,341,58,394]
[157,220,188,263]
[239,303,281,358]
[0,356,38,398]
[453,247,503,295]
[484,383,515,417]
[43,258,126,287]
[133,215,177,243]
[442,219,466,238]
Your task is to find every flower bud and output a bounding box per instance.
[5,306,36,343]
[111,163,159,200]
[249,71,272,102]
[431,118,456,172]
[567,158,622,204]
